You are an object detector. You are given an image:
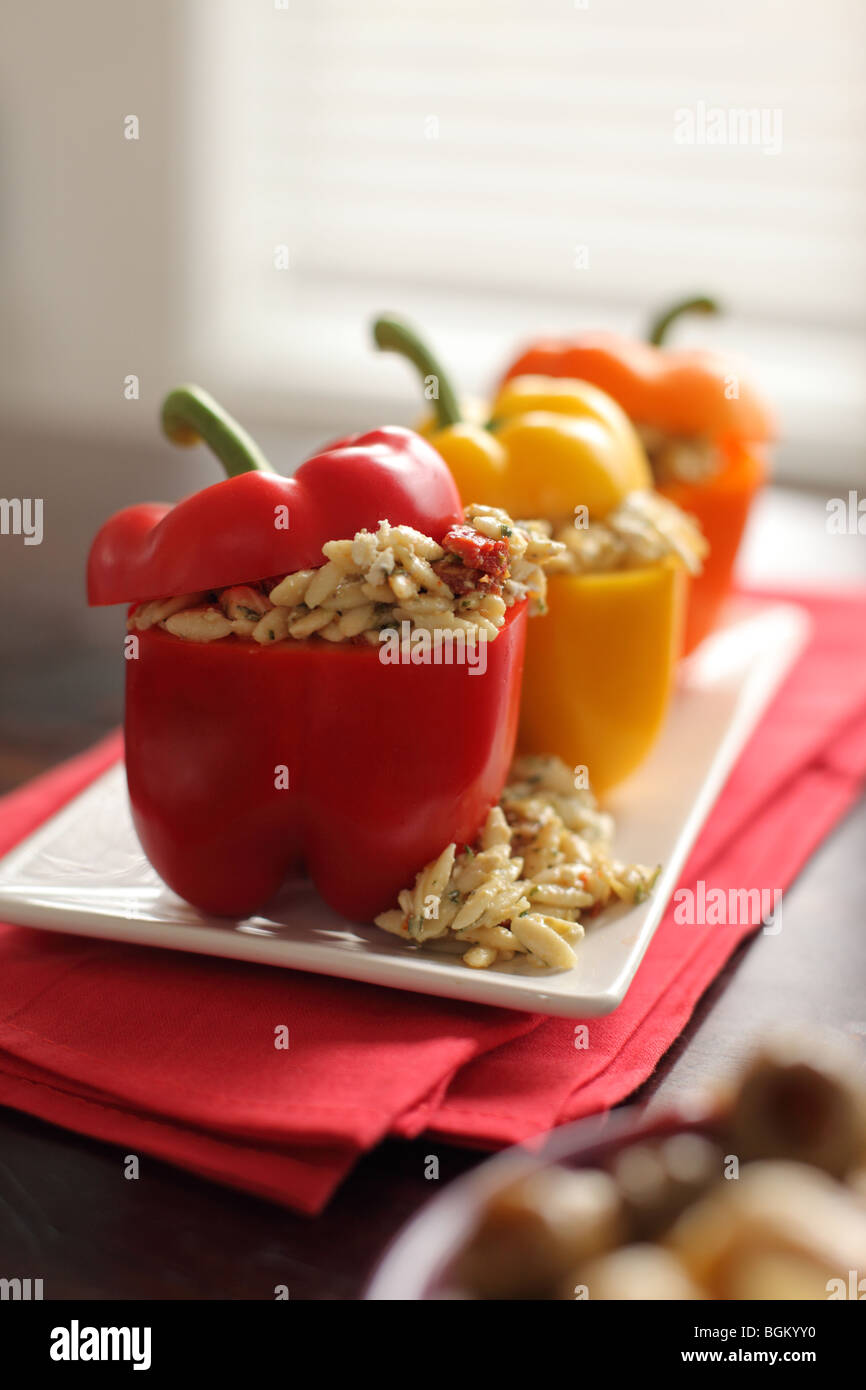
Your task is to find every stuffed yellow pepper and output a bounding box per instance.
[373,316,706,793]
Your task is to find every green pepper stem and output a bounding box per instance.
[161,385,275,477]
[372,315,463,430]
[647,296,721,348]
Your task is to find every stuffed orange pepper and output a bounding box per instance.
[374,315,706,793]
[501,296,775,653]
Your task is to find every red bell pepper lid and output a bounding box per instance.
[87,386,463,606]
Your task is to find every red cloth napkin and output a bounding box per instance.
[0,588,863,1213]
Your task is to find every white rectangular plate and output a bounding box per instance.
[0,600,808,1017]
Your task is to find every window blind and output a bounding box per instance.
[185,0,866,484]
[195,0,865,328]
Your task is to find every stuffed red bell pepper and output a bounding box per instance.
[87,386,559,921]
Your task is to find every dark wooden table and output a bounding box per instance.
[0,639,864,1301]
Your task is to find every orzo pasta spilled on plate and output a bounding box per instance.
[375,755,661,971]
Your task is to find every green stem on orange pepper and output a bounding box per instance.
[161,385,275,477]
[372,315,463,430]
[647,296,721,348]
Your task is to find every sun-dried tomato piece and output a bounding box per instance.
[440,525,509,578]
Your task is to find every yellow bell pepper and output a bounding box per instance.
[374,317,650,519]
[373,316,687,794]
[520,561,685,793]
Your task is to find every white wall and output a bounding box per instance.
[0,0,187,437]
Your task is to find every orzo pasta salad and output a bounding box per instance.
[375,755,660,971]
[128,505,563,647]
[636,424,719,487]
[546,490,707,578]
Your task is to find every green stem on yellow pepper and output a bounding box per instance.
[161,385,275,477]
[647,296,721,348]
[372,315,463,430]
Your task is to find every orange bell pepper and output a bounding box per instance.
[501,296,775,653]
